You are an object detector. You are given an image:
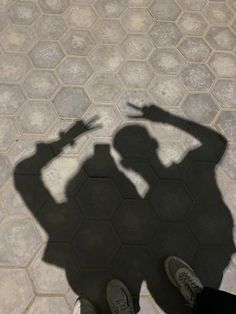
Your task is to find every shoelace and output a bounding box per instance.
[178,272,202,306]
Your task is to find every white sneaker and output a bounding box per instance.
[106,279,135,314]
[165,256,203,308]
[73,298,96,314]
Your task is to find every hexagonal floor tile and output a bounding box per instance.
[212,80,236,108]
[0,155,12,189]
[53,87,91,118]
[176,0,207,10]
[65,5,98,29]
[149,0,181,21]
[94,0,127,18]
[28,296,71,314]
[17,100,56,134]
[0,269,33,313]
[62,30,96,56]
[177,12,208,36]
[112,199,158,245]
[149,48,184,75]
[57,56,93,85]
[149,76,186,107]
[23,70,59,99]
[0,117,18,151]
[0,84,25,114]
[220,146,236,180]
[119,61,154,88]
[0,13,10,32]
[83,105,122,137]
[7,1,40,25]
[232,17,236,33]
[38,0,69,13]
[73,221,120,267]
[203,2,234,25]
[206,26,236,51]
[76,178,121,219]
[228,0,236,12]
[29,244,73,293]
[216,111,236,142]
[149,22,182,48]
[91,20,126,44]
[148,180,192,221]
[35,15,67,40]
[0,25,36,53]
[178,37,211,63]
[181,64,215,91]
[89,45,124,72]
[29,41,64,69]
[0,53,31,82]
[224,183,236,220]
[208,52,236,78]
[121,34,153,60]
[182,93,219,125]
[85,73,123,103]
[121,8,154,33]
[0,217,43,267]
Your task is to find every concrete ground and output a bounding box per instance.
[0,0,236,313]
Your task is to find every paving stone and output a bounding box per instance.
[53,87,91,118]
[7,1,40,25]
[208,53,236,78]
[0,0,14,11]
[149,22,182,48]
[178,37,211,63]
[23,70,59,99]
[94,0,127,18]
[29,244,72,293]
[29,41,64,69]
[149,0,181,21]
[149,180,192,221]
[220,146,236,180]
[232,18,236,33]
[0,25,36,53]
[65,5,98,29]
[220,256,236,294]
[83,105,122,137]
[149,48,184,75]
[0,84,25,114]
[119,61,154,88]
[138,295,161,314]
[149,76,186,107]
[28,296,71,314]
[89,45,124,72]
[0,217,42,266]
[182,93,219,125]
[0,13,9,32]
[113,199,158,245]
[177,12,208,36]
[157,141,185,168]
[0,53,31,82]
[117,90,152,119]
[212,80,236,109]
[0,155,11,189]
[17,100,56,134]
[0,269,33,314]
[176,0,207,10]
[91,19,126,44]
[121,8,153,33]
[35,15,67,40]
[128,0,152,7]
[76,178,121,219]
[62,30,96,55]
[121,34,153,60]
[204,2,234,25]
[85,73,123,103]
[224,183,236,220]
[73,221,120,267]
[228,0,236,12]
[206,26,236,51]
[0,117,18,151]
[181,64,215,92]
[38,0,70,13]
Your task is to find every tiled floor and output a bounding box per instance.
[0,0,236,313]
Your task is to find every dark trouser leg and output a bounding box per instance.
[193,287,236,314]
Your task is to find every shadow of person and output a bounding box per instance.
[14,104,235,314]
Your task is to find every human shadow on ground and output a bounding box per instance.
[14,104,235,314]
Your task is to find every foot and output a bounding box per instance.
[73,298,96,314]
[165,256,203,308]
[106,279,135,314]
